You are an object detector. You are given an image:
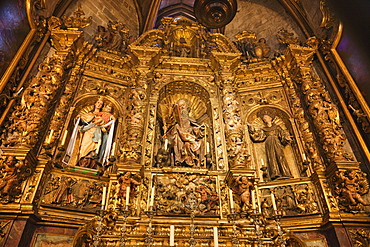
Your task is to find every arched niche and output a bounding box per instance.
[154,80,215,169]
[245,106,301,181]
[60,94,124,173]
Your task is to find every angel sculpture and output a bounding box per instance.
[234,176,254,212]
[248,110,293,180]
[335,169,369,208]
[0,156,26,201]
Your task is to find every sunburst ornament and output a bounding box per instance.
[159,93,208,122]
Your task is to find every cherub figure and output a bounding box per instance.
[0,156,26,201]
[117,172,141,204]
[235,176,254,211]
[335,169,369,207]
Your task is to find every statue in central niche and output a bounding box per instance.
[163,99,205,167]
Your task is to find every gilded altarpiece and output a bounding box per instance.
[0,9,369,247]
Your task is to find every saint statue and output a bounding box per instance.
[248,110,292,180]
[63,98,116,169]
[163,99,205,167]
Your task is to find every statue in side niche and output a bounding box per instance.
[248,109,293,180]
[63,98,116,169]
[117,172,141,203]
[234,176,254,211]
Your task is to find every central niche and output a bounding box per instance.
[154,81,214,170]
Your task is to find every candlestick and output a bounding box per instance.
[61,130,68,146]
[150,186,155,207]
[271,193,277,211]
[111,142,116,156]
[213,226,218,247]
[206,142,210,153]
[47,129,54,144]
[252,190,256,210]
[126,186,130,206]
[255,187,261,213]
[170,225,175,246]
[101,187,107,208]
[261,158,264,166]
[164,138,168,150]
[229,189,235,209]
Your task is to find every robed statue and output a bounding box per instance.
[63,98,116,169]
[248,109,293,180]
[163,99,205,167]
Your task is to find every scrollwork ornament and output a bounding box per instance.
[319,0,335,29]
[349,228,370,247]
[222,85,250,168]
[282,42,354,163]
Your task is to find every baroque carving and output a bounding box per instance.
[283,42,353,163]
[234,31,271,62]
[121,87,147,165]
[154,174,219,216]
[334,169,369,213]
[131,17,238,59]
[230,175,254,212]
[222,85,250,169]
[272,58,325,171]
[276,28,300,46]
[93,21,133,54]
[349,228,370,247]
[0,156,32,203]
[117,172,141,205]
[1,10,90,148]
[262,184,319,217]
[42,173,108,211]
[319,0,335,29]
[43,43,95,156]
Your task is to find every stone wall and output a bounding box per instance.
[64,0,140,42]
[225,0,304,55]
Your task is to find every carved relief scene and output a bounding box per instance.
[154,174,219,216]
[41,172,108,212]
